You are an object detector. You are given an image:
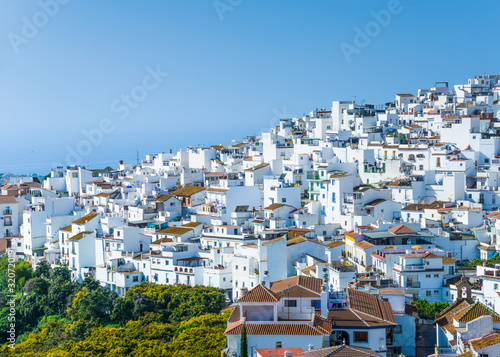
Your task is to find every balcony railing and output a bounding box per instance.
[307,174,320,180]
[406,281,421,288]
[395,263,425,271]
[3,209,12,215]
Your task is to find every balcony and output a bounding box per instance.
[277,306,315,320]
[406,281,421,288]
[3,209,12,215]
[394,263,424,272]
[307,174,320,180]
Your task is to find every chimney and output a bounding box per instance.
[262,271,270,287]
[308,343,314,351]
[119,160,123,165]
[447,251,452,257]
[320,268,329,318]
[284,351,293,357]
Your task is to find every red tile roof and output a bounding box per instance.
[270,276,323,296]
[0,196,17,204]
[303,345,383,356]
[237,284,280,303]
[388,224,417,235]
[224,321,324,335]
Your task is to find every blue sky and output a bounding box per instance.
[0,0,499,174]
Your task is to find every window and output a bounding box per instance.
[284,300,297,307]
[354,332,368,342]
[311,300,321,308]
[495,284,498,290]
[282,198,286,203]
[434,290,439,294]
[165,260,169,265]
[434,274,439,278]
[133,276,139,282]
[426,274,431,278]
[276,342,282,349]
[426,291,431,297]
[235,265,238,270]
[243,266,246,271]
[223,277,226,282]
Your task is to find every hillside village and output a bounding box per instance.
[3,74,500,356]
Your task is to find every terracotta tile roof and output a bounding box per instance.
[155,194,173,202]
[470,333,500,351]
[401,201,449,211]
[228,305,240,323]
[261,236,286,246]
[313,312,333,334]
[388,224,417,235]
[421,252,443,259]
[237,284,280,303]
[264,203,285,210]
[0,196,17,204]
[182,222,202,228]
[364,198,387,206]
[286,236,307,246]
[435,300,471,334]
[354,240,374,250]
[224,321,324,335]
[256,348,306,357]
[94,192,112,198]
[347,289,397,325]
[327,241,345,248]
[156,227,193,236]
[206,187,229,193]
[170,186,206,197]
[303,345,383,357]
[59,225,72,232]
[72,212,99,225]
[150,238,173,245]
[270,276,322,295]
[441,256,455,265]
[244,163,269,172]
[68,231,93,241]
[231,142,248,148]
[454,302,500,323]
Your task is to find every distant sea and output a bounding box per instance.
[1,143,138,176]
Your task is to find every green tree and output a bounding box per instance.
[33,260,51,279]
[51,265,72,282]
[111,297,135,325]
[413,299,450,320]
[240,322,248,357]
[45,275,78,316]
